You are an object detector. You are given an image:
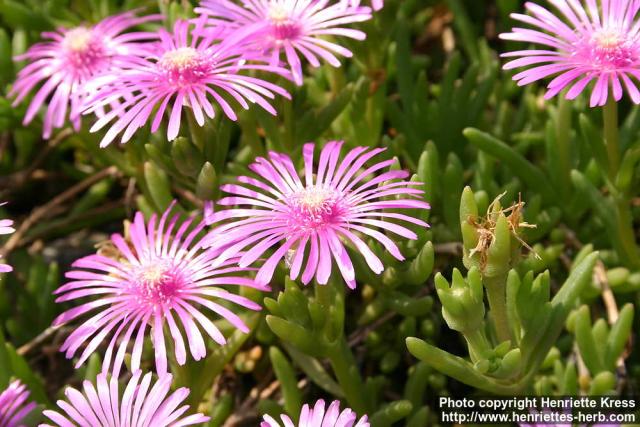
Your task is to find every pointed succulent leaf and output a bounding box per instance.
[369,400,413,427]
[195,162,218,201]
[435,269,485,333]
[270,347,302,421]
[604,303,634,370]
[266,316,324,357]
[588,371,616,395]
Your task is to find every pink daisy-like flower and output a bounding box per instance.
[0,380,37,427]
[84,19,290,147]
[195,0,373,85]
[205,141,430,289]
[500,0,640,107]
[261,399,369,427]
[0,203,15,273]
[9,11,160,139]
[41,371,209,427]
[52,203,267,376]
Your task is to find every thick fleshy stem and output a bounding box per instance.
[614,196,640,268]
[484,275,511,344]
[602,98,640,268]
[556,94,572,199]
[318,275,369,414]
[464,328,492,363]
[186,112,205,151]
[329,65,347,98]
[602,97,620,180]
[328,337,370,415]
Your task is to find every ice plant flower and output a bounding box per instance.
[195,0,373,85]
[52,203,266,376]
[206,141,430,289]
[0,203,15,273]
[84,19,290,147]
[9,11,160,139]
[500,0,640,107]
[41,371,209,426]
[0,380,36,427]
[261,399,369,427]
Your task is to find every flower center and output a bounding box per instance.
[63,27,94,52]
[159,47,200,71]
[288,187,343,231]
[134,262,181,308]
[594,29,623,49]
[158,47,210,88]
[584,28,639,69]
[62,27,107,70]
[267,5,301,40]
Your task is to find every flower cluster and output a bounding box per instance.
[3,0,639,425]
[84,19,292,146]
[4,2,422,426]
[12,0,377,143]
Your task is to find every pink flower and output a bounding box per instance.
[84,19,291,147]
[9,11,160,139]
[500,0,640,107]
[0,203,15,273]
[206,141,430,289]
[52,203,266,376]
[0,380,36,427]
[41,371,209,427]
[261,399,369,427]
[195,0,373,85]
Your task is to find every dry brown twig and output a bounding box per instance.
[434,242,463,256]
[1,166,119,257]
[222,374,279,427]
[593,261,629,384]
[17,325,71,356]
[0,128,73,199]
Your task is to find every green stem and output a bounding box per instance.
[464,328,492,363]
[602,96,620,180]
[186,112,205,151]
[240,109,264,157]
[556,95,572,199]
[485,275,511,344]
[602,99,640,268]
[282,79,295,151]
[330,65,346,97]
[615,196,640,268]
[315,279,332,308]
[328,338,370,414]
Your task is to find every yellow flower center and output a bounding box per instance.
[594,29,624,50]
[159,47,200,71]
[268,4,290,24]
[296,187,334,212]
[138,264,169,288]
[63,27,94,52]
